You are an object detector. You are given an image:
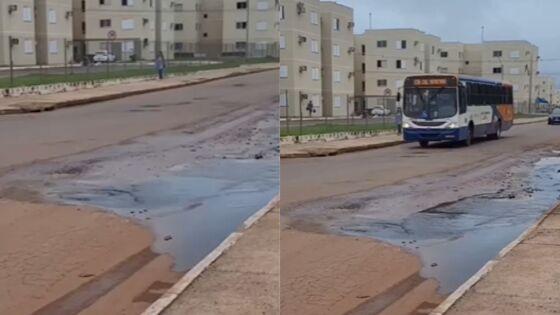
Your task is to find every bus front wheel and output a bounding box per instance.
[419,141,429,148]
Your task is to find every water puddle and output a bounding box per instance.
[335,157,560,294]
[46,158,279,271]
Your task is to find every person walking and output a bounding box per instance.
[395,107,403,135]
[155,52,166,80]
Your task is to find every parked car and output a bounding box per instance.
[93,51,116,63]
[548,108,560,125]
[368,106,391,116]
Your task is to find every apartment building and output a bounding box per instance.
[536,75,556,104]
[0,0,37,66]
[463,41,539,113]
[199,0,278,58]
[72,0,173,62]
[35,0,73,65]
[434,41,464,74]
[279,0,323,117]
[354,29,442,110]
[320,1,354,117]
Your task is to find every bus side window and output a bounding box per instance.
[459,86,467,113]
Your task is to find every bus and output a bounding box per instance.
[398,75,514,147]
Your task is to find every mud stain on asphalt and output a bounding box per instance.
[287,154,560,295]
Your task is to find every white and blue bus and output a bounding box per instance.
[399,75,514,147]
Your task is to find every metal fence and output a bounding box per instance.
[0,40,278,89]
[281,95,399,138]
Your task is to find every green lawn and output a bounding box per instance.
[281,123,395,137]
[0,58,276,89]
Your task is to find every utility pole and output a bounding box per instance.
[246,0,250,58]
[369,12,372,30]
[8,36,16,87]
[481,26,485,42]
[528,53,534,114]
[155,0,162,57]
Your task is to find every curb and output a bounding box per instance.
[514,118,548,125]
[0,67,276,116]
[141,194,279,315]
[430,201,560,315]
[280,140,405,159]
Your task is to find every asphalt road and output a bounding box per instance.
[0,70,277,171]
[281,122,560,206]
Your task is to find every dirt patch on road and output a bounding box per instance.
[0,198,178,315]
[280,229,443,315]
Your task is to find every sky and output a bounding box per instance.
[335,0,560,87]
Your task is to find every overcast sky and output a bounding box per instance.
[335,0,560,87]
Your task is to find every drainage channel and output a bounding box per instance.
[46,158,279,272]
[335,156,560,294]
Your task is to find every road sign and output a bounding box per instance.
[107,30,117,41]
[384,88,392,96]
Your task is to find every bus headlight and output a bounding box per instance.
[448,122,458,129]
[403,122,411,128]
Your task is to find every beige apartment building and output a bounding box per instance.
[320,1,354,117]
[35,0,73,65]
[73,0,173,62]
[279,0,323,118]
[0,0,37,66]
[462,41,539,113]
[536,75,556,104]
[354,29,443,111]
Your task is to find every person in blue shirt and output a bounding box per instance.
[395,107,403,135]
[155,52,166,80]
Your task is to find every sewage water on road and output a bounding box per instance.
[46,158,279,271]
[337,157,560,294]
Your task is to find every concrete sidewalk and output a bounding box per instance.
[0,63,276,115]
[435,203,560,315]
[155,207,279,315]
[281,134,404,158]
[281,117,548,159]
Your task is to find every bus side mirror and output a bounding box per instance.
[396,92,401,102]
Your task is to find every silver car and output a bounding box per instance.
[549,108,560,125]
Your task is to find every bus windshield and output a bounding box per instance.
[404,87,457,119]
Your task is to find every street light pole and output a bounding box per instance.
[8,36,15,87]
[528,54,534,114]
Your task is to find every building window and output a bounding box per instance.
[122,0,134,6]
[49,40,59,54]
[256,21,268,31]
[99,0,106,5]
[236,42,247,50]
[333,71,341,83]
[377,60,387,68]
[100,19,111,28]
[280,65,288,78]
[493,67,502,74]
[122,19,135,30]
[440,51,448,58]
[257,1,269,10]
[376,40,387,48]
[361,44,366,55]
[236,2,248,9]
[311,39,319,54]
[396,60,406,69]
[22,6,33,22]
[279,5,286,20]
[493,50,502,57]
[334,96,342,108]
[174,42,184,51]
[362,63,366,73]
[362,81,366,92]
[333,44,340,57]
[377,79,387,87]
[333,18,340,31]
[174,23,183,31]
[48,9,57,24]
[279,35,286,49]
[236,22,247,29]
[310,12,319,25]
[280,91,288,107]
[24,40,34,54]
[203,33,208,37]
[396,40,407,49]
[510,51,520,59]
[311,67,320,81]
